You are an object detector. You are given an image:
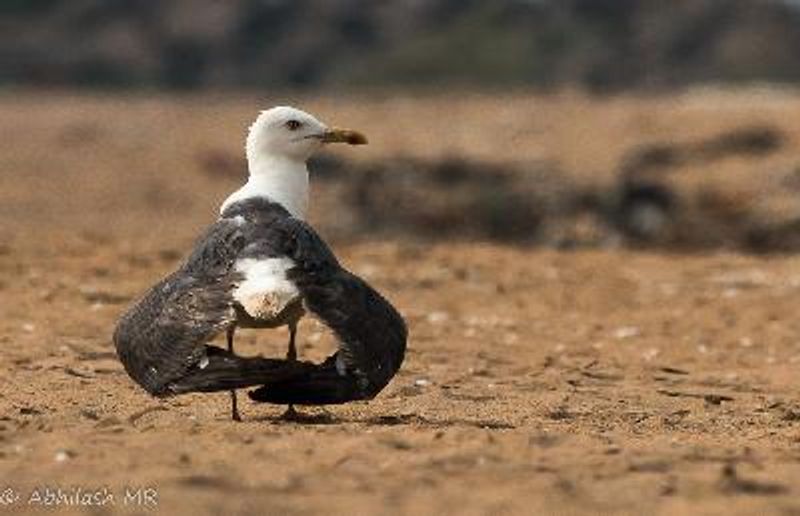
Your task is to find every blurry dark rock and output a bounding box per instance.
[745,219,800,253]
[616,183,677,243]
[340,157,559,244]
[613,125,786,248]
[718,463,788,495]
[620,145,684,178]
[621,125,784,179]
[698,125,784,159]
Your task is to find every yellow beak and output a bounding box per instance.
[320,127,368,145]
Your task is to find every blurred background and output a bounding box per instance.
[6,0,800,91]
[4,0,800,251]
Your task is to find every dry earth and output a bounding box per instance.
[1,90,800,515]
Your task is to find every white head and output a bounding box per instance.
[222,106,367,219]
[246,106,367,164]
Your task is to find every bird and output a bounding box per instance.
[113,106,407,421]
[219,106,368,420]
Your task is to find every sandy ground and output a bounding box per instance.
[2,91,800,515]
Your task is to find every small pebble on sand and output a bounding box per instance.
[54,450,73,462]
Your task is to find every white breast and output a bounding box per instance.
[232,257,300,321]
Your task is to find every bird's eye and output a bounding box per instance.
[285,120,302,131]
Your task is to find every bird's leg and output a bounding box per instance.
[281,321,299,420]
[226,325,242,422]
[287,321,298,362]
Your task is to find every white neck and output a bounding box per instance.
[220,154,309,219]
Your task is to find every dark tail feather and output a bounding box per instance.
[166,346,315,395]
[249,268,407,405]
[248,355,362,405]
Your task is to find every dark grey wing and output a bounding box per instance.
[113,217,311,396]
[248,218,408,405]
[114,272,229,395]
